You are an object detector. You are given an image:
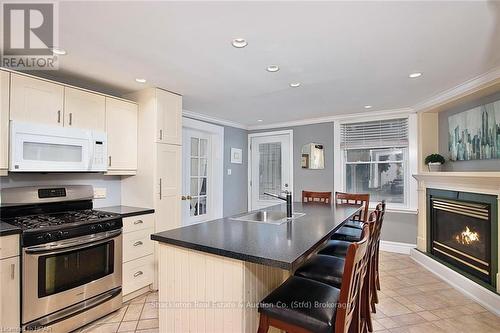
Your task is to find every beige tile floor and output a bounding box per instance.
[76,251,500,332]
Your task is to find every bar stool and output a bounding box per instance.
[302,190,332,204]
[336,192,370,230]
[257,229,370,333]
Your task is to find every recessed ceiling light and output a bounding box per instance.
[266,65,280,72]
[257,119,263,122]
[231,38,247,48]
[290,82,301,88]
[135,78,147,83]
[51,48,67,55]
[364,105,373,109]
[409,72,422,78]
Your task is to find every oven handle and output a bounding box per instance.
[24,229,122,255]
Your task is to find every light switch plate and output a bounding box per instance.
[227,169,232,175]
[94,187,107,199]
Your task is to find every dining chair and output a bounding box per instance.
[302,190,332,204]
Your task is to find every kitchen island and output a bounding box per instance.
[151,202,361,333]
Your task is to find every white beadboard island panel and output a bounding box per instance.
[158,243,288,333]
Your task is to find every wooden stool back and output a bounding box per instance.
[335,192,370,222]
[302,190,332,204]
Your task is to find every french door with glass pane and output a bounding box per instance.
[249,132,292,210]
[182,128,212,225]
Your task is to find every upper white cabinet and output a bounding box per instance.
[64,87,105,131]
[1,71,9,175]
[105,97,138,175]
[10,73,64,125]
[156,89,182,145]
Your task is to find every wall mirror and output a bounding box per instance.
[301,143,325,169]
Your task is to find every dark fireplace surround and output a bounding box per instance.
[427,189,498,289]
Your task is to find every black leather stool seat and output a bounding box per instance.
[294,254,345,288]
[259,276,340,333]
[344,220,364,229]
[319,240,352,258]
[331,226,363,242]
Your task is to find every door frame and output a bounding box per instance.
[247,130,294,211]
[182,117,224,221]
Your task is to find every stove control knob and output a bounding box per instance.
[55,231,64,239]
[90,225,97,232]
[104,223,112,230]
[97,224,104,231]
[44,233,53,241]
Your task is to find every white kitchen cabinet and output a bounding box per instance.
[156,89,182,145]
[1,71,9,175]
[157,144,181,197]
[0,235,20,331]
[122,254,154,296]
[10,73,64,126]
[64,87,105,131]
[105,98,138,175]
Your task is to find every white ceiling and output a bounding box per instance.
[46,1,500,126]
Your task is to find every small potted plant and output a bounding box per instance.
[425,154,445,172]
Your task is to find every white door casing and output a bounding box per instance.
[248,130,293,211]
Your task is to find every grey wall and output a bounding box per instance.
[250,122,335,197]
[439,91,500,171]
[223,126,248,217]
[0,174,121,208]
[250,123,418,245]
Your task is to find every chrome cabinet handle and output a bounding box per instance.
[133,220,144,225]
[57,110,61,123]
[133,271,143,278]
[10,263,15,280]
[69,112,73,125]
[133,241,143,247]
[159,129,163,140]
[159,178,162,199]
[108,156,112,167]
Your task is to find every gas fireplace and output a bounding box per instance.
[428,189,498,288]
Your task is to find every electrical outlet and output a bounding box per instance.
[94,187,107,199]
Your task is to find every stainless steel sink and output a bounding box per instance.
[232,211,305,225]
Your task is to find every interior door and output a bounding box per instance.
[182,128,212,225]
[250,133,292,210]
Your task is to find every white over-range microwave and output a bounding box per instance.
[10,121,107,172]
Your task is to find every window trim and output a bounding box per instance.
[334,113,418,212]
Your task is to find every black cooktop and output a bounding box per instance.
[4,209,118,230]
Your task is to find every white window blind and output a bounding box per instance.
[340,118,408,149]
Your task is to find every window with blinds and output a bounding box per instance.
[341,117,409,206]
[340,118,408,149]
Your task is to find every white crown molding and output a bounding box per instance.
[412,65,500,113]
[182,110,247,130]
[247,107,415,130]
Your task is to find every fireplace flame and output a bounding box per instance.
[455,226,480,245]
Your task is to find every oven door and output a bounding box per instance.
[22,230,122,324]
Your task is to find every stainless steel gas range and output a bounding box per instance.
[0,185,123,333]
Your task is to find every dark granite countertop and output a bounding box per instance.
[97,206,155,218]
[151,202,361,270]
[0,221,22,236]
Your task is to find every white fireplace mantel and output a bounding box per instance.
[412,171,500,294]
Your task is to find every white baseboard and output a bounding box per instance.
[410,248,500,316]
[380,240,416,254]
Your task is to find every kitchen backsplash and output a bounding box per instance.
[0,173,121,208]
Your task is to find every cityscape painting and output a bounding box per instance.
[448,99,500,161]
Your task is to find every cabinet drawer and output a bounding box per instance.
[123,255,154,296]
[123,214,154,234]
[123,228,154,262]
[0,235,19,259]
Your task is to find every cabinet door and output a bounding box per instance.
[64,87,105,131]
[106,98,138,172]
[10,73,64,125]
[0,256,20,331]
[1,71,9,173]
[156,89,182,145]
[156,144,181,232]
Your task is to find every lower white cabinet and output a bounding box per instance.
[122,214,155,296]
[123,254,154,296]
[0,235,20,331]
